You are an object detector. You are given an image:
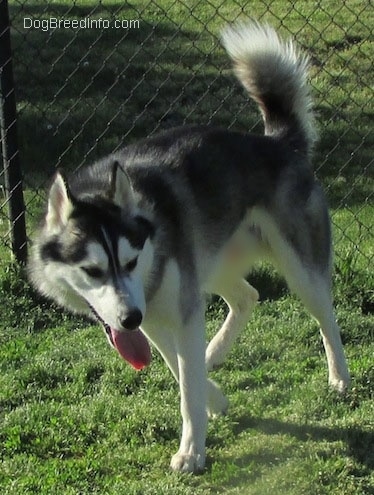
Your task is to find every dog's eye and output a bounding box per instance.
[125,256,138,272]
[82,266,104,279]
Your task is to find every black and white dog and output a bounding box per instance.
[28,23,350,473]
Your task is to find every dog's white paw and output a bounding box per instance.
[170,452,205,473]
[329,374,350,393]
[206,347,224,371]
[207,379,229,417]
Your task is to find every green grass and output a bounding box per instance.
[1,264,373,494]
[1,0,373,493]
[7,0,373,202]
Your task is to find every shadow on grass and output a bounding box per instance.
[233,415,374,472]
[7,3,372,209]
[9,3,233,183]
[203,412,373,492]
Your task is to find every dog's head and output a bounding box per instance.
[29,161,154,369]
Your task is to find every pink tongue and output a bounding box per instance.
[110,328,151,370]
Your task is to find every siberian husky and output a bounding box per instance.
[28,23,350,473]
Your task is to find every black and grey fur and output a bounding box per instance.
[28,22,350,473]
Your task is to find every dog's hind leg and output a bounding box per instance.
[262,217,350,392]
[283,264,349,392]
[206,278,259,371]
[249,204,350,392]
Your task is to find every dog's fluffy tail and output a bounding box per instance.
[221,22,316,156]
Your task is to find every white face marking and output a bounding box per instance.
[118,237,140,268]
[38,225,153,330]
[83,241,109,273]
[67,232,146,329]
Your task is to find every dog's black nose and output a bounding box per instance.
[121,309,142,330]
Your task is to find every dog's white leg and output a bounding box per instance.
[169,304,208,474]
[206,377,229,418]
[145,326,180,378]
[272,245,350,392]
[143,323,228,418]
[143,303,209,473]
[317,307,350,392]
[297,280,349,392]
[206,278,259,371]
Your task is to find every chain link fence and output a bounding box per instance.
[1,1,373,287]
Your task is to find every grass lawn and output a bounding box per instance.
[1,0,373,493]
[1,265,373,494]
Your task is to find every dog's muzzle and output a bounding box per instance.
[87,303,151,370]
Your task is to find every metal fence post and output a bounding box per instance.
[0,0,27,264]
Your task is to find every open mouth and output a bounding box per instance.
[88,305,151,370]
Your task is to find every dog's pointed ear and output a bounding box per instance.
[109,160,134,209]
[46,171,75,231]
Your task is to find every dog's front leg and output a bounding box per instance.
[170,306,208,474]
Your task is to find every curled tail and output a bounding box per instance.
[221,22,316,156]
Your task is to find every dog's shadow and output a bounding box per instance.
[206,414,374,482]
[240,415,372,466]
